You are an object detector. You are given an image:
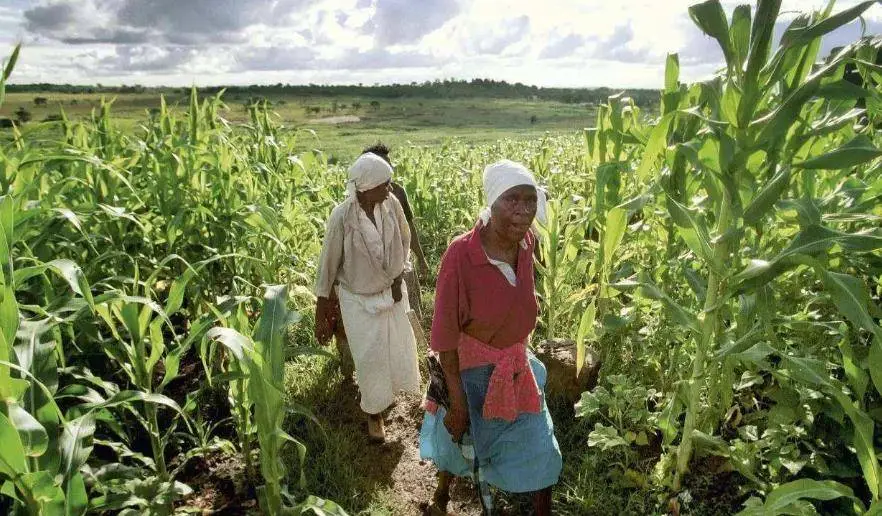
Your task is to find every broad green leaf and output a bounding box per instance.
[739,0,781,123]
[633,279,699,333]
[64,473,88,516]
[781,225,882,258]
[295,495,350,516]
[206,327,254,362]
[835,393,882,501]
[587,423,629,450]
[2,43,20,82]
[47,260,94,310]
[730,5,752,71]
[6,401,48,457]
[254,284,298,383]
[636,112,675,180]
[146,319,165,377]
[817,79,873,101]
[164,267,196,316]
[91,390,184,417]
[58,413,95,488]
[737,479,856,515]
[0,43,21,107]
[780,1,877,50]
[779,354,831,388]
[870,337,882,398]
[743,166,791,225]
[0,285,17,396]
[839,338,868,400]
[0,411,28,477]
[20,470,65,516]
[665,53,680,93]
[688,0,733,68]
[575,300,596,377]
[796,135,882,170]
[602,207,627,266]
[818,270,880,337]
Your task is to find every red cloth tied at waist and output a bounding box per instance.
[457,333,541,422]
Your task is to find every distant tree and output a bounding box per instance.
[33,97,48,106]
[370,100,380,109]
[70,99,78,105]
[352,102,361,111]
[14,107,32,124]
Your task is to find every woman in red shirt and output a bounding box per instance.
[419,160,561,515]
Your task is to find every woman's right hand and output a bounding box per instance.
[443,400,470,442]
[314,317,332,345]
[314,297,333,345]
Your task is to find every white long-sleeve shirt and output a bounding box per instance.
[314,195,411,298]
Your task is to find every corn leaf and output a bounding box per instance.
[796,135,882,170]
[688,0,733,68]
[736,479,856,515]
[6,401,48,458]
[0,411,28,477]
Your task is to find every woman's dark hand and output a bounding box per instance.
[443,402,470,442]
[314,297,333,345]
[391,276,403,303]
[314,317,332,345]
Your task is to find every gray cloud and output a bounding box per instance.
[371,0,460,46]
[235,45,444,72]
[591,23,652,63]
[235,45,317,71]
[24,1,76,32]
[94,45,198,72]
[23,0,317,45]
[336,48,446,69]
[539,33,586,59]
[474,15,529,55]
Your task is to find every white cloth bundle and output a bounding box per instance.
[478,159,547,226]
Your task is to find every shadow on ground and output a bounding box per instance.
[285,353,483,515]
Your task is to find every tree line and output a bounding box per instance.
[6,79,661,107]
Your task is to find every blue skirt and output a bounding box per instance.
[419,354,562,493]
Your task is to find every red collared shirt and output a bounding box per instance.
[430,223,538,352]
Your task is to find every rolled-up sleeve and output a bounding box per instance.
[314,208,343,298]
[430,243,463,352]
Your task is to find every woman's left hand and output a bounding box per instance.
[391,276,403,303]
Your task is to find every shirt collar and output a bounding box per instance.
[465,221,529,266]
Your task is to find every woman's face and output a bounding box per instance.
[490,184,537,242]
[358,179,392,205]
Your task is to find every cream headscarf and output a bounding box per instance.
[479,159,547,226]
[342,153,410,300]
[347,152,393,196]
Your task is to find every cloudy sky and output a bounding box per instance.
[1,0,880,88]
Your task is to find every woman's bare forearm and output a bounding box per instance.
[439,349,466,407]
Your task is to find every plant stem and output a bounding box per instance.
[674,189,732,490]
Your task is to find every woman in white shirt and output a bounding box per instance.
[313,153,421,441]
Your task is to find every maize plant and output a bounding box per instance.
[612,0,882,509]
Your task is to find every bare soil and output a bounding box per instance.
[308,115,362,124]
[322,382,484,516]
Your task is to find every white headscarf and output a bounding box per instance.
[340,152,410,299]
[479,159,547,226]
[347,152,393,196]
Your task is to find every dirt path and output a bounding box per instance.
[319,382,483,515]
[307,115,362,124]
